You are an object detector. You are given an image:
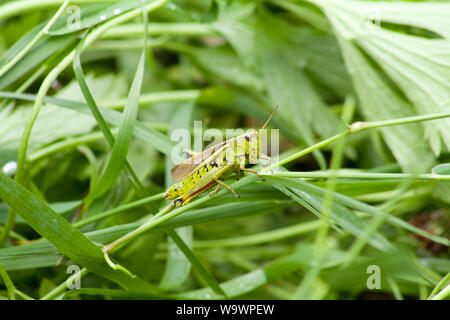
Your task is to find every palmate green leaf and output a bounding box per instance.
[211,0,256,68]
[0,91,175,155]
[349,1,450,40]
[309,0,450,155]
[0,199,291,270]
[256,10,344,140]
[170,44,263,91]
[254,10,342,168]
[336,33,435,172]
[0,173,158,292]
[213,0,352,99]
[292,32,353,99]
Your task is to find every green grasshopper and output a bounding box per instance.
[164,107,278,207]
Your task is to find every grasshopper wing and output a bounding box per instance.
[171,141,228,181]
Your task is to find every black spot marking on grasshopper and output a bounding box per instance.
[210,162,218,168]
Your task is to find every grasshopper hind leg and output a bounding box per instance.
[174,180,217,207]
[209,183,221,198]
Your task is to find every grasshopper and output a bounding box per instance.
[164,107,278,207]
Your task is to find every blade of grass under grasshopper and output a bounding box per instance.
[0,173,159,292]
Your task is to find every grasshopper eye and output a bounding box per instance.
[245,134,251,142]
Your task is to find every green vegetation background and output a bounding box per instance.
[0,0,448,300]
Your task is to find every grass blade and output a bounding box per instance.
[160,102,194,290]
[0,91,175,154]
[0,262,15,300]
[74,37,145,201]
[0,173,159,291]
[267,176,393,251]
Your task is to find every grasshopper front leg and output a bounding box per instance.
[209,183,221,198]
[214,178,240,198]
[210,164,240,199]
[240,168,266,181]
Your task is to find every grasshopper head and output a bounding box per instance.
[244,129,259,164]
[164,184,179,200]
[245,106,278,164]
[244,130,258,143]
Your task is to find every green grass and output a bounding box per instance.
[0,0,449,300]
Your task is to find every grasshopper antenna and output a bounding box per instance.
[261,104,279,130]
